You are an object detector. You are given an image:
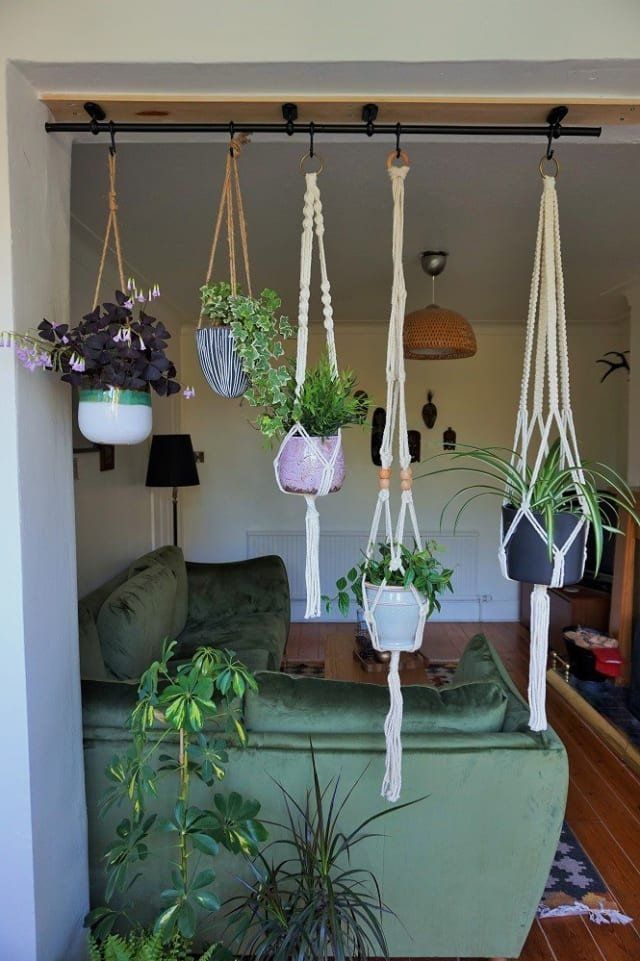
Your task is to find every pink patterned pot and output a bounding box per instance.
[276,434,345,495]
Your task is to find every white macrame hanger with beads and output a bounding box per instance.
[499,154,588,732]
[273,151,342,619]
[362,150,428,804]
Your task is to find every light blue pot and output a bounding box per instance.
[364,583,426,652]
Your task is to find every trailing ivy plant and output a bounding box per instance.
[87,641,267,944]
[324,540,454,617]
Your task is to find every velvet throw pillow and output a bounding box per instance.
[129,545,189,637]
[97,562,177,679]
[245,672,507,735]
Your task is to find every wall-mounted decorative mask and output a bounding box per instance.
[371,407,421,465]
[443,426,457,451]
[422,390,438,429]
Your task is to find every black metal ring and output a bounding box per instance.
[309,121,315,158]
[395,122,402,158]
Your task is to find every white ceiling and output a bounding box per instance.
[71,138,640,324]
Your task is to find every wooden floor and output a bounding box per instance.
[287,621,640,961]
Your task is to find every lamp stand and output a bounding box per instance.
[172,486,179,547]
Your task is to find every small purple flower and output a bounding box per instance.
[15,343,51,372]
[183,385,195,399]
[124,298,134,310]
[113,327,132,344]
[69,353,85,373]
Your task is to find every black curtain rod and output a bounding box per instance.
[44,120,602,138]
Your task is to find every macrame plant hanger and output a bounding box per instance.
[362,151,428,803]
[195,133,252,398]
[273,154,341,619]
[500,155,588,732]
[93,140,127,308]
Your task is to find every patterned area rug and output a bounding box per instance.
[538,822,632,924]
[282,654,633,925]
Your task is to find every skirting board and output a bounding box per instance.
[547,669,640,779]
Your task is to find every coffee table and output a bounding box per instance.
[323,635,431,686]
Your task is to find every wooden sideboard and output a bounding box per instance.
[519,582,611,657]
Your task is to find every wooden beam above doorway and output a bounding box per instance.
[41,94,640,127]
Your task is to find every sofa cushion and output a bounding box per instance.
[129,545,188,637]
[97,562,177,679]
[453,633,531,733]
[78,601,111,680]
[244,672,508,735]
[178,613,286,670]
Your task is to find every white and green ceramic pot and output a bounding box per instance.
[78,387,152,445]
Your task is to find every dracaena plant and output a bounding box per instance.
[87,641,267,944]
[1,281,193,398]
[419,438,639,569]
[324,540,454,617]
[225,745,424,961]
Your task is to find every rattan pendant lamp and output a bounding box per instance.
[404,251,477,360]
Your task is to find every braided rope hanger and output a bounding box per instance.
[273,162,341,619]
[362,152,428,803]
[92,150,127,308]
[500,162,588,732]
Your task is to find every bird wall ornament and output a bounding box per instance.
[596,350,630,383]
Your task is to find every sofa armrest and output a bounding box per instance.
[82,678,139,733]
[185,556,290,632]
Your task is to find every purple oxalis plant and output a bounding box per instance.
[1,282,194,398]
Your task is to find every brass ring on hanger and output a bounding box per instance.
[387,148,410,168]
[299,152,324,174]
[539,155,560,179]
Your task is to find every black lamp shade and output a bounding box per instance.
[146,434,200,488]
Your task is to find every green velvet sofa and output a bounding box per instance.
[80,548,568,961]
[78,545,290,679]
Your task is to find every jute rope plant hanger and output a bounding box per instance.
[273,154,344,620]
[195,135,252,398]
[501,156,589,732]
[362,150,429,804]
[93,148,127,308]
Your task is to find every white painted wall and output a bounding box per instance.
[0,65,87,961]
[181,319,628,621]
[70,213,182,598]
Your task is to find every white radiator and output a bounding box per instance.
[246,530,479,621]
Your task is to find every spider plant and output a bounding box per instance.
[419,438,638,572]
[224,746,424,961]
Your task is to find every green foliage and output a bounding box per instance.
[293,354,371,438]
[324,540,454,618]
[420,438,640,570]
[225,746,425,961]
[88,642,267,944]
[87,930,224,961]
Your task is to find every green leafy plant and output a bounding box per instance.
[88,929,222,961]
[88,642,267,944]
[324,540,454,621]
[419,438,639,569]
[225,746,425,961]
[201,281,371,443]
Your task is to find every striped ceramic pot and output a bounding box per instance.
[78,387,152,445]
[196,326,248,399]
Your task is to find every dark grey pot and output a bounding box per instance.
[502,505,587,587]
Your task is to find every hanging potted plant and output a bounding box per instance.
[420,439,638,586]
[195,136,258,399]
[325,540,453,647]
[1,281,188,445]
[230,301,370,494]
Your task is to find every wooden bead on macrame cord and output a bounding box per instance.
[400,467,413,491]
[378,467,391,490]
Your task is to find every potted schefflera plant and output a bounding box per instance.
[423,439,638,585]
[326,541,454,648]
[1,281,188,446]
